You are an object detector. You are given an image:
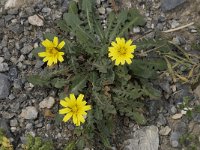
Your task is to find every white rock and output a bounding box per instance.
[172,113,183,119]
[20,106,38,119]
[124,125,159,150]
[159,126,171,135]
[5,0,24,9]
[28,15,44,26]
[39,97,55,109]
[0,63,9,72]
[98,7,106,14]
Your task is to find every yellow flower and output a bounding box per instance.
[59,94,91,126]
[108,37,136,65]
[38,37,65,66]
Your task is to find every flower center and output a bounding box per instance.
[49,48,58,55]
[71,105,79,114]
[118,46,127,55]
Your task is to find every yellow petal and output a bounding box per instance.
[53,37,58,47]
[60,100,68,107]
[70,94,76,101]
[59,108,71,114]
[126,58,132,64]
[58,55,64,62]
[77,94,84,103]
[121,59,125,65]
[111,42,117,47]
[115,59,120,65]
[59,52,65,56]
[43,57,49,62]
[64,97,70,102]
[73,114,78,125]
[57,41,65,49]
[83,105,91,111]
[116,37,121,44]
[42,39,54,48]
[63,112,73,122]
[78,114,85,123]
[47,58,53,66]
[126,39,133,46]
[38,52,47,57]
[53,57,58,64]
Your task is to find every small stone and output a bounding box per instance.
[5,0,25,9]
[25,123,33,130]
[7,8,18,15]
[171,20,180,29]
[170,132,181,147]
[170,105,177,114]
[42,7,51,15]
[172,37,181,45]
[8,67,18,81]
[0,63,9,72]
[8,94,15,100]
[194,85,200,98]
[133,27,140,33]
[161,0,186,11]
[21,45,33,54]
[0,19,5,27]
[39,97,55,109]
[0,73,10,99]
[159,126,171,135]
[172,113,183,120]
[28,15,44,26]
[13,79,22,89]
[10,119,18,127]
[98,7,106,14]
[67,124,75,131]
[157,114,167,126]
[8,23,24,34]
[20,106,38,119]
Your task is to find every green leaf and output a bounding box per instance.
[27,75,50,87]
[132,112,146,125]
[105,12,115,39]
[142,82,161,100]
[69,74,88,94]
[68,1,78,14]
[109,10,128,42]
[51,78,69,88]
[76,137,85,149]
[44,32,56,41]
[129,58,167,79]
[64,141,76,150]
[56,20,70,32]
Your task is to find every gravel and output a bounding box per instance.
[0,73,10,99]
[20,106,38,119]
[161,0,186,11]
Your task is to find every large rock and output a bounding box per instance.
[0,73,10,99]
[124,125,159,150]
[161,0,186,11]
[20,106,38,119]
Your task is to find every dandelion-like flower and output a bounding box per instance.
[38,36,65,66]
[59,94,91,126]
[108,37,136,65]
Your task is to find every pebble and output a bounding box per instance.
[98,7,106,14]
[0,63,9,72]
[20,106,38,119]
[28,15,44,26]
[133,27,140,33]
[20,45,33,54]
[171,20,179,29]
[39,97,55,109]
[8,67,18,81]
[170,132,180,147]
[159,126,171,135]
[172,113,183,119]
[0,73,10,99]
[161,0,186,11]
[10,119,18,127]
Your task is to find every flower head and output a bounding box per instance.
[59,94,91,126]
[38,36,65,66]
[108,37,136,65]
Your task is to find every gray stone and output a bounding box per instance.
[124,125,159,150]
[133,27,140,33]
[171,20,180,29]
[20,106,38,119]
[157,114,167,126]
[170,132,181,147]
[10,119,18,127]
[7,8,18,15]
[0,73,10,99]
[0,63,9,72]
[42,7,51,14]
[161,0,186,11]
[0,19,5,27]
[8,23,24,34]
[0,118,12,137]
[8,67,18,81]
[21,45,33,54]
[13,79,22,89]
[4,15,15,22]
[159,81,171,93]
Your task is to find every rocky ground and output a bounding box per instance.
[0,0,200,149]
